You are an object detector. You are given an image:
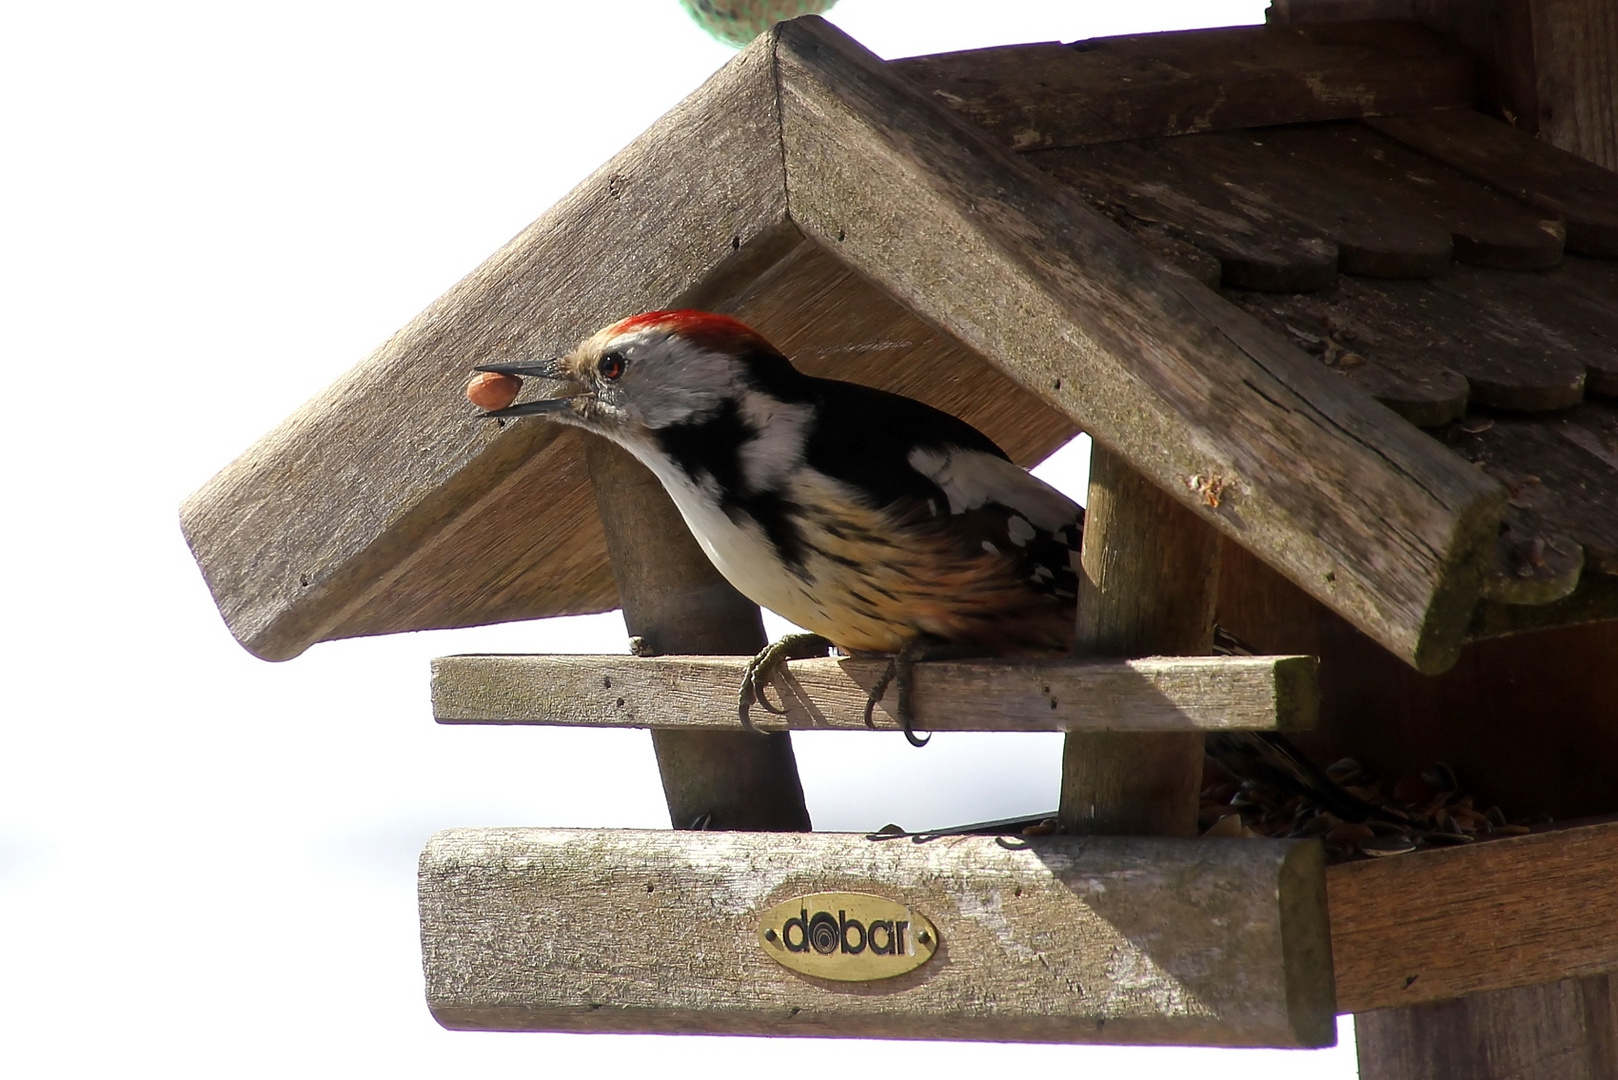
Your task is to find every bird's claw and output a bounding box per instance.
[863,645,931,747]
[737,633,829,732]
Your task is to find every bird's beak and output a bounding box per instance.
[472,358,587,419]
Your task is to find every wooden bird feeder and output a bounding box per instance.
[183,5,1618,1073]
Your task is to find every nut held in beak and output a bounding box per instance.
[466,371,522,412]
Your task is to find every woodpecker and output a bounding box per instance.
[476,310,1084,743]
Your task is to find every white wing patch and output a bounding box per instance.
[737,391,813,494]
[908,446,1080,530]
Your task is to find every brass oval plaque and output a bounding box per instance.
[757,891,938,981]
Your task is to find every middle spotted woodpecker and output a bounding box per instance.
[476,310,1085,743]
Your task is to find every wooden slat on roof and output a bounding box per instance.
[892,20,1473,150]
[1368,109,1618,256]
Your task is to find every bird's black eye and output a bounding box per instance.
[598,351,626,381]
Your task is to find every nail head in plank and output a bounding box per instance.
[420,828,1336,1047]
[430,653,1319,734]
[892,21,1474,151]
[1367,109,1618,257]
[1328,818,1618,1014]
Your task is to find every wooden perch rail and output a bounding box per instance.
[430,653,1319,734]
[419,828,1335,1047]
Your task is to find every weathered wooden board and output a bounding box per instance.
[1223,286,1469,428]
[776,17,1505,674]
[419,828,1336,1046]
[1032,140,1341,292]
[1150,130,1455,280]
[1060,447,1221,838]
[1443,403,1618,579]
[1231,275,1588,415]
[179,41,797,661]
[1328,819,1618,1013]
[430,653,1319,734]
[1368,109,1618,256]
[1356,972,1618,1080]
[892,21,1473,151]
[1254,122,1567,271]
[1433,261,1618,400]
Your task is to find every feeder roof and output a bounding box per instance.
[181,16,1618,671]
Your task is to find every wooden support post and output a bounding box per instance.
[1059,445,1221,837]
[1356,975,1618,1080]
[584,436,810,831]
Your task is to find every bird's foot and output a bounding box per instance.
[738,633,830,732]
[862,640,945,747]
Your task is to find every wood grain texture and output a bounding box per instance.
[1224,286,1470,429]
[430,652,1320,734]
[1434,260,1618,400]
[1255,122,1568,271]
[180,37,794,660]
[1357,972,1618,1080]
[1060,447,1222,838]
[1230,275,1589,415]
[1152,128,1456,280]
[1218,541,1618,822]
[776,16,1505,674]
[583,438,810,833]
[1444,403,1618,579]
[1329,819,1618,1014]
[1532,0,1618,173]
[1031,139,1341,292]
[891,21,1473,151]
[1368,109,1618,256]
[419,828,1336,1046]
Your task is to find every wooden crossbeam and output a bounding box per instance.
[418,828,1335,1047]
[1329,817,1618,1014]
[430,653,1318,734]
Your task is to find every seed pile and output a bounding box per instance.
[1199,756,1545,863]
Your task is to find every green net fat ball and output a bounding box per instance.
[680,0,840,47]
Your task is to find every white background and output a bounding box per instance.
[0,1,1359,1075]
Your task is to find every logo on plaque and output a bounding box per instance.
[757,891,938,981]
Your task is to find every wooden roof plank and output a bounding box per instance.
[1151,130,1455,280]
[430,653,1320,734]
[179,40,796,660]
[1030,140,1342,293]
[1328,818,1618,1013]
[1444,403,1618,579]
[892,20,1473,151]
[1367,109,1618,257]
[1255,122,1568,271]
[1233,276,1588,415]
[1223,286,1469,429]
[1433,261,1618,400]
[776,16,1504,673]
[420,828,1336,1046]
